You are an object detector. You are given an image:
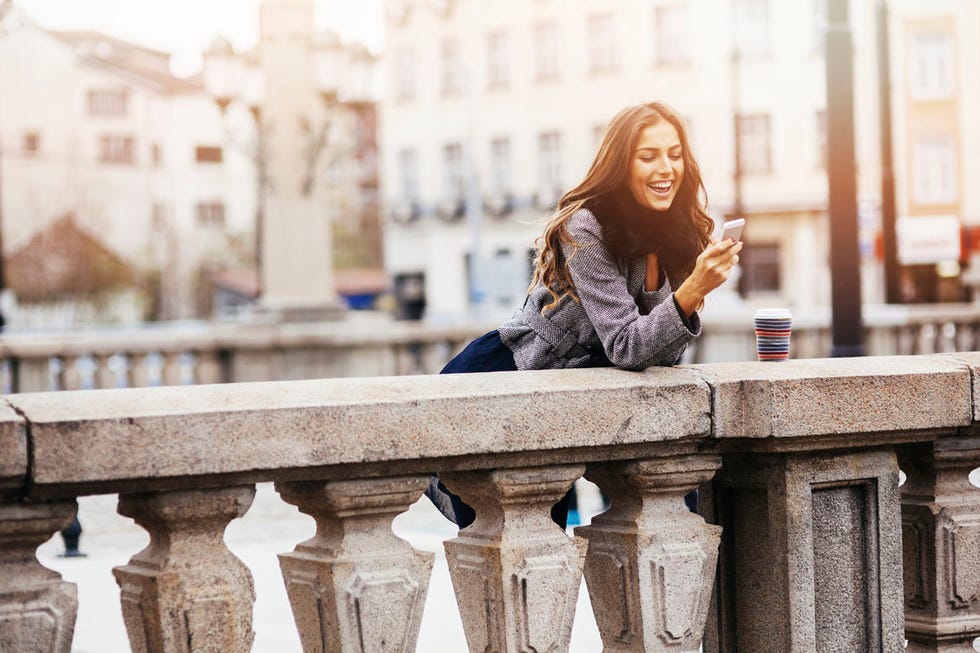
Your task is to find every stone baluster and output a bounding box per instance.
[127,352,151,388]
[706,449,905,652]
[275,476,434,653]
[918,324,938,355]
[954,322,975,353]
[899,435,980,652]
[0,500,78,652]
[94,353,115,389]
[161,351,184,386]
[393,344,415,376]
[11,356,52,392]
[112,486,256,652]
[59,356,82,391]
[575,455,722,653]
[441,465,586,653]
[194,350,225,385]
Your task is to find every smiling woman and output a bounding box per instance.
[427,101,743,528]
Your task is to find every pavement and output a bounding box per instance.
[37,481,606,653]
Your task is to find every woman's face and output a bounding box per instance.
[626,121,685,212]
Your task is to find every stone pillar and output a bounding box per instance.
[575,455,722,653]
[112,486,256,653]
[0,500,78,653]
[441,465,586,653]
[900,436,980,652]
[275,476,433,653]
[707,449,905,652]
[257,0,344,319]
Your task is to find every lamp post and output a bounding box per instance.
[825,0,865,356]
[877,0,901,304]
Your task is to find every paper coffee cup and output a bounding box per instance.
[754,308,792,361]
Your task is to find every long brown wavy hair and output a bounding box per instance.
[528,101,714,313]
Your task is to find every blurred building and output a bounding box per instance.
[380,0,976,320]
[0,1,257,323]
[202,0,384,320]
[885,0,980,303]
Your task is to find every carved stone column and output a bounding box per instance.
[0,500,78,653]
[900,436,980,652]
[275,476,434,653]
[709,449,905,652]
[441,465,586,653]
[112,486,256,652]
[575,455,722,653]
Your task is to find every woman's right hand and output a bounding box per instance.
[673,238,743,316]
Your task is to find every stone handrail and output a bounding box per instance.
[0,317,493,392]
[1,303,978,393]
[694,302,980,362]
[2,354,979,651]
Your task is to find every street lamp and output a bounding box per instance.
[825,0,864,356]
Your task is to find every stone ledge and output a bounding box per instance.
[687,356,971,440]
[0,402,27,499]
[9,367,709,490]
[938,352,980,422]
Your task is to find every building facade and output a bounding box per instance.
[886,0,980,302]
[0,3,258,322]
[380,0,977,321]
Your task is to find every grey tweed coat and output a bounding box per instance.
[498,207,701,371]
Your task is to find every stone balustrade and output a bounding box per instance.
[0,317,492,393]
[2,302,978,393]
[1,354,979,652]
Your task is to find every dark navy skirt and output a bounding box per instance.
[429,330,570,527]
[440,329,517,373]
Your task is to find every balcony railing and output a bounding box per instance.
[1,303,978,393]
[1,354,978,652]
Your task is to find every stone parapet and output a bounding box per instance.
[0,355,976,652]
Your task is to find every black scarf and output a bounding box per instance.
[587,186,699,278]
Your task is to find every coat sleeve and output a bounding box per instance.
[562,209,701,370]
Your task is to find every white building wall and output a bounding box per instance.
[0,12,257,320]
[381,0,892,318]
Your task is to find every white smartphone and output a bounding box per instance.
[719,218,745,243]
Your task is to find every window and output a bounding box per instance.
[393,47,416,100]
[487,30,509,89]
[98,135,135,164]
[588,14,618,73]
[654,5,690,66]
[441,38,464,95]
[195,202,226,228]
[195,146,223,164]
[534,22,559,81]
[909,30,954,100]
[443,143,465,200]
[734,0,770,57]
[913,136,957,204]
[736,114,772,175]
[816,110,827,168]
[741,243,781,293]
[538,131,563,199]
[398,148,420,201]
[87,89,128,116]
[22,131,40,156]
[489,137,512,195]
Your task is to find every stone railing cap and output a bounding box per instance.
[688,356,971,439]
[9,366,710,491]
[0,401,27,495]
